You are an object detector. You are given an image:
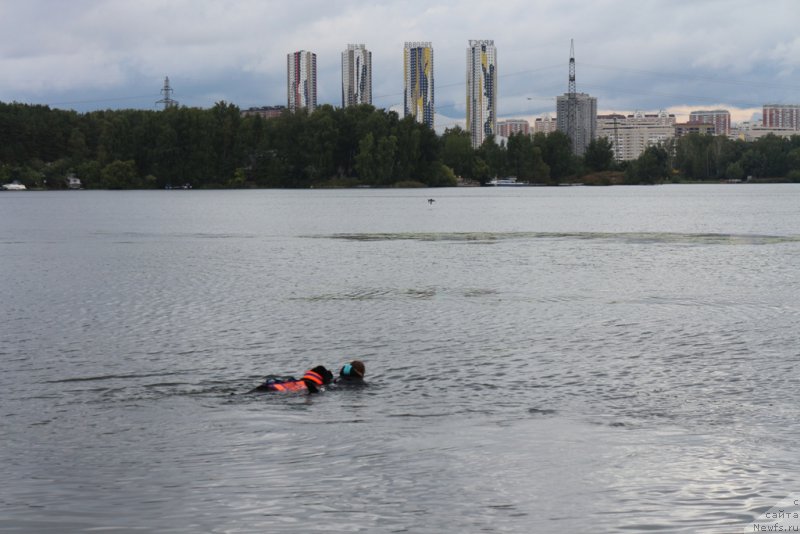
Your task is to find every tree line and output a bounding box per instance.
[1,100,799,188]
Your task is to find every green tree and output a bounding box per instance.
[583,137,615,172]
[724,162,744,181]
[428,162,458,187]
[477,135,506,181]
[626,145,669,184]
[787,146,800,173]
[753,134,789,178]
[210,101,242,183]
[440,127,473,179]
[506,133,533,180]
[740,148,766,179]
[354,132,376,182]
[536,131,574,183]
[68,127,89,163]
[375,135,397,185]
[100,160,139,189]
[530,147,550,183]
[473,157,491,183]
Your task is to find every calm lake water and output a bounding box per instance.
[1,185,799,533]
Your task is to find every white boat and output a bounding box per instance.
[1,182,27,191]
[486,177,529,186]
[66,174,82,189]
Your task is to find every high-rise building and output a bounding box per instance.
[689,109,730,136]
[466,39,497,149]
[556,93,597,156]
[342,44,372,107]
[287,50,317,113]
[763,104,800,130]
[403,42,434,129]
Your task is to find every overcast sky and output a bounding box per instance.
[1,0,798,127]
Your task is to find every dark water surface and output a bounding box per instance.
[1,185,799,533]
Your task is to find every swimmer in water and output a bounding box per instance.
[249,365,333,394]
[333,360,366,386]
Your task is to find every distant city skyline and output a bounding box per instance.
[1,1,798,128]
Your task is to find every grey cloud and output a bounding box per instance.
[0,0,797,119]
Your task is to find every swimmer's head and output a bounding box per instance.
[339,360,365,380]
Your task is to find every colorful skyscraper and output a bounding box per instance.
[403,42,434,129]
[287,50,317,113]
[466,39,497,149]
[342,44,372,107]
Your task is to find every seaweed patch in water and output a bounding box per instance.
[310,231,800,246]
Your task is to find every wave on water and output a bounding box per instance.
[91,231,257,240]
[298,286,498,301]
[45,372,187,383]
[312,231,800,245]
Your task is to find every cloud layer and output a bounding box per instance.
[1,0,798,122]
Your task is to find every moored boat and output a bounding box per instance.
[1,182,27,191]
[486,177,530,186]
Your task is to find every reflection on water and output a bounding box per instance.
[1,186,799,533]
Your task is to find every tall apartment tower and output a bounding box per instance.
[466,39,497,149]
[689,109,731,136]
[342,44,372,107]
[763,104,800,130]
[556,93,597,156]
[287,50,317,113]
[403,42,434,129]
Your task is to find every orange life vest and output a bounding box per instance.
[267,380,308,392]
[265,370,325,393]
[301,370,325,388]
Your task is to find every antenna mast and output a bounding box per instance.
[156,76,178,110]
[567,39,578,154]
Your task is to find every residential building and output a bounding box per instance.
[533,115,558,135]
[763,104,800,130]
[342,44,372,107]
[497,119,529,137]
[466,39,497,148]
[689,110,730,136]
[240,106,286,119]
[675,122,715,137]
[730,122,797,141]
[287,50,317,112]
[556,92,597,155]
[403,42,434,129]
[596,111,675,161]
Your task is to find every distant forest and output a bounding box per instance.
[2,101,800,189]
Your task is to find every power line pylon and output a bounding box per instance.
[156,76,178,110]
[567,39,578,155]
